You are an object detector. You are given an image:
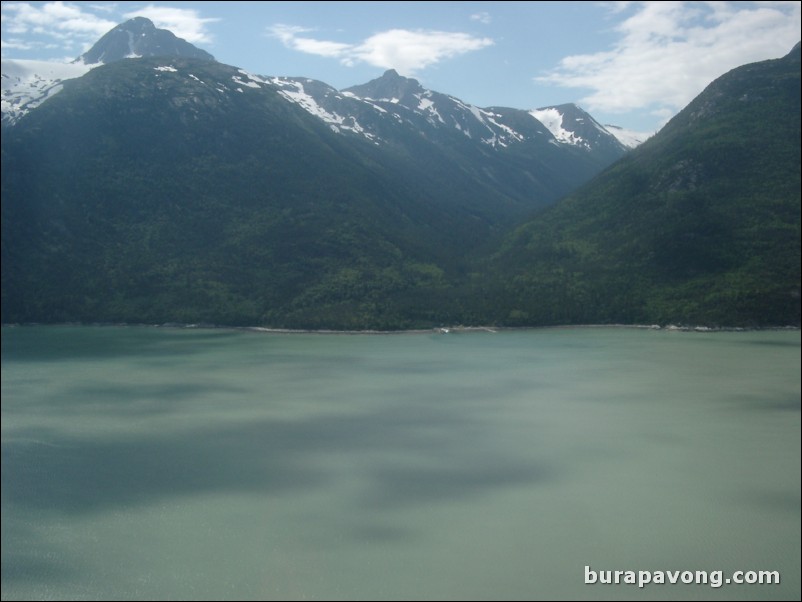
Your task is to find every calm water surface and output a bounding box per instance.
[1,326,800,600]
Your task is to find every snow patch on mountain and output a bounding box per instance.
[417,97,433,111]
[603,124,651,148]
[125,31,136,59]
[236,69,270,86]
[364,100,388,113]
[485,113,524,145]
[445,96,496,141]
[336,72,631,152]
[270,77,377,142]
[529,107,586,147]
[1,59,98,124]
[468,104,489,125]
[232,75,260,89]
[416,93,445,124]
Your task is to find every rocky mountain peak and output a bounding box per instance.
[77,17,215,65]
[342,69,424,102]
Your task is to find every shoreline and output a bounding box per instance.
[2,322,800,335]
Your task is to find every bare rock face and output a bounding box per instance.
[78,17,215,65]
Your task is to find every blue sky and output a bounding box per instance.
[2,1,800,133]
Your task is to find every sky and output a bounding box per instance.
[1,1,800,133]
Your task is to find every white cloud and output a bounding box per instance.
[537,1,801,123]
[470,12,492,25]
[1,1,117,40]
[268,24,312,45]
[123,5,219,44]
[352,30,494,73]
[87,3,119,13]
[268,24,493,75]
[1,38,34,50]
[268,24,351,58]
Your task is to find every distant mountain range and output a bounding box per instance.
[1,19,799,328]
[2,19,637,148]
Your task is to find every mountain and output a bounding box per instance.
[2,17,214,126]
[8,21,794,330]
[476,44,801,327]
[1,19,635,329]
[0,56,623,329]
[276,69,628,160]
[0,57,464,328]
[529,103,626,153]
[2,21,628,216]
[267,69,628,218]
[77,16,216,64]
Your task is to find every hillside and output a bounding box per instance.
[0,57,465,328]
[476,44,801,327]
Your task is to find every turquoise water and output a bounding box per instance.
[1,326,800,600]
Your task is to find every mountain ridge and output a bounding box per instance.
[2,19,798,328]
[2,18,634,154]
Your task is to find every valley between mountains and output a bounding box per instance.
[2,19,799,329]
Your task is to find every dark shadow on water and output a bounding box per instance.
[3,382,253,416]
[0,551,78,586]
[742,338,801,348]
[2,398,554,588]
[1,325,245,362]
[1,401,554,516]
[763,396,802,411]
[3,323,552,523]
[0,521,81,588]
[745,490,802,514]
[2,393,532,588]
[347,523,416,544]
[364,461,552,508]
[727,393,802,412]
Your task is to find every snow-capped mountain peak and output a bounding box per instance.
[2,16,637,160]
[78,17,215,65]
[2,18,215,126]
[529,103,623,152]
[264,72,631,155]
[530,106,586,146]
[342,69,425,104]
